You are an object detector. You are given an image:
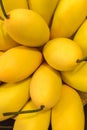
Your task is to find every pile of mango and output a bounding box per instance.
[0,0,87,130]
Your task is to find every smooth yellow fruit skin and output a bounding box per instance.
[29,0,59,25]
[13,100,51,130]
[51,84,85,130]
[0,20,18,51]
[4,9,50,47]
[43,38,83,71]
[0,77,31,121]
[51,0,87,38]
[0,46,42,82]
[74,19,87,57]
[30,62,62,109]
[0,51,3,56]
[61,62,87,92]
[0,0,28,18]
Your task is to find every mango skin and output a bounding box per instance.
[13,100,51,130]
[4,9,50,47]
[0,77,31,121]
[0,20,18,51]
[30,62,62,109]
[43,38,83,71]
[51,0,87,38]
[74,19,87,57]
[29,0,59,25]
[0,46,42,83]
[0,51,3,56]
[0,0,28,18]
[61,62,87,92]
[51,84,85,130]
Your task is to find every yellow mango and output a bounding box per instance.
[4,9,50,47]
[29,0,59,25]
[13,100,51,130]
[30,62,62,109]
[0,0,28,18]
[0,77,31,121]
[0,46,42,82]
[51,0,87,38]
[61,62,87,92]
[0,19,18,51]
[74,19,87,57]
[51,84,85,130]
[43,38,83,71]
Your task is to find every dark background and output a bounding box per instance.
[0,104,87,130]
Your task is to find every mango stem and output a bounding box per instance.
[3,105,45,116]
[0,126,13,129]
[0,0,9,19]
[76,56,87,63]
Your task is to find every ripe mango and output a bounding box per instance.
[51,84,85,130]
[30,62,62,109]
[0,46,42,82]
